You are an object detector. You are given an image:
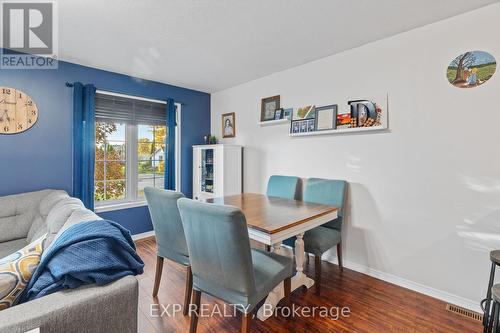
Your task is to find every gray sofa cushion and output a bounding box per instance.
[0,238,27,258]
[26,190,70,242]
[0,189,104,254]
[0,189,69,245]
[62,209,102,233]
[0,190,51,243]
[44,198,88,247]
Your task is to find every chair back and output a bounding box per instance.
[266,175,301,200]
[177,198,256,296]
[144,187,188,264]
[304,178,347,231]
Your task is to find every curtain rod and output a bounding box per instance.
[65,82,186,106]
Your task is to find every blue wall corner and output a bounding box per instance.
[0,56,211,234]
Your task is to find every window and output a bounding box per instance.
[95,122,127,202]
[137,124,166,197]
[94,92,179,211]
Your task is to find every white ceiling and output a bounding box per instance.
[57,0,499,93]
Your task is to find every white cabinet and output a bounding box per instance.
[193,144,243,200]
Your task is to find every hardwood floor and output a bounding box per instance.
[135,238,481,333]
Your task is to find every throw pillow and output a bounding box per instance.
[0,234,46,310]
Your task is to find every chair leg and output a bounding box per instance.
[493,302,500,333]
[152,256,164,297]
[485,263,497,331]
[190,290,202,333]
[315,255,321,295]
[489,302,498,333]
[241,311,253,333]
[183,266,193,316]
[337,242,343,271]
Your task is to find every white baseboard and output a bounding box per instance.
[322,256,482,313]
[132,230,155,241]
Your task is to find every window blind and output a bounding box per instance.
[95,92,167,125]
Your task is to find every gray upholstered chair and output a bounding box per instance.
[283,178,347,295]
[265,175,301,251]
[144,187,192,315]
[177,198,293,333]
[266,175,301,200]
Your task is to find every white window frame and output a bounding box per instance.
[94,93,181,213]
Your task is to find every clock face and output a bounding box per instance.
[0,87,39,134]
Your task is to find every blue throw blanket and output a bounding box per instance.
[22,220,144,301]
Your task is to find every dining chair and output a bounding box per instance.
[266,175,301,200]
[265,175,301,251]
[177,198,293,333]
[283,178,347,295]
[144,187,192,315]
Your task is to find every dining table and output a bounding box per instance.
[205,193,339,321]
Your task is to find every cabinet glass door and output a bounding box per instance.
[201,149,214,193]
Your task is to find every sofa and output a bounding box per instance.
[0,190,139,333]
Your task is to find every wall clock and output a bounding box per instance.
[0,87,39,135]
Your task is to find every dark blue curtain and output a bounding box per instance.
[73,83,96,210]
[165,98,176,190]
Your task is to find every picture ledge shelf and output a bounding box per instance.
[259,119,289,126]
[289,124,388,137]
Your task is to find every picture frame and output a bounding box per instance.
[261,95,280,121]
[447,51,496,89]
[315,104,337,131]
[221,112,236,138]
[274,108,283,120]
[293,105,316,121]
[283,108,293,120]
[299,120,307,133]
[290,120,300,134]
[306,119,315,132]
[336,112,351,129]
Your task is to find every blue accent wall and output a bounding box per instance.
[0,58,210,234]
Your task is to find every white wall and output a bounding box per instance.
[211,4,500,310]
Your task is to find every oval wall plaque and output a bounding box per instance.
[447,51,496,88]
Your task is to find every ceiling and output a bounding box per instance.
[56,0,499,93]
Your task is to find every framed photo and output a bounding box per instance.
[306,119,315,132]
[336,112,351,129]
[261,95,280,121]
[293,105,315,120]
[291,120,300,134]
[274,108,283,120]
[283,108,293,120]
[221,112,236,138]
[315,104,337,131]
[299,120,307,133]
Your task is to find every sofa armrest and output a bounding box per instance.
[0,276,138,333]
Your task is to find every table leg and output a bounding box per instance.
[292,233,315,290]
[256,234,315,321]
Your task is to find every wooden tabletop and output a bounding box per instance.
[205,193,338,234]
